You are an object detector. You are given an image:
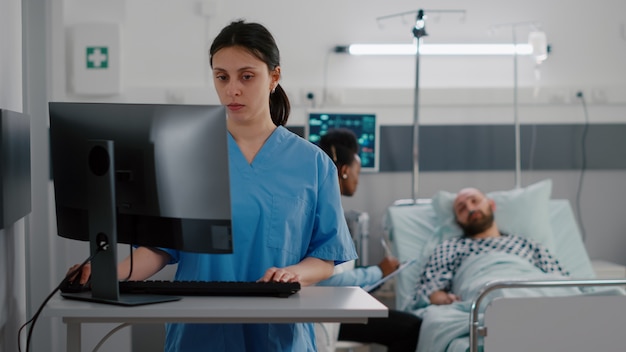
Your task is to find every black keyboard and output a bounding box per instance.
[118,280,301,298]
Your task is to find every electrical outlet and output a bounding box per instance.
[324,89,344,105]
[548,88,569,104]
[591,88,608,104]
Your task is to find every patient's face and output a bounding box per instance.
[454,188,495,237]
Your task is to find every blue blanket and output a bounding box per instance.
[413,252,619,352]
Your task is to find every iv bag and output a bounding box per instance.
[528,31,548,64]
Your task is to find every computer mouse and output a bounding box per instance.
[59,271,91,293]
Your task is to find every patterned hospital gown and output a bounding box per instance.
[416,233,569,302]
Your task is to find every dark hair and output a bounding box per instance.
[209,20,290,126]
[319,128,359,168]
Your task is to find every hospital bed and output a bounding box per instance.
[385,179,626,352]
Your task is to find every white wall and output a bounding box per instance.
[0,0,23,111]
[22,1,65,351]
[0,1,28,351]
[54,0,626,105]
[21,0,626,351]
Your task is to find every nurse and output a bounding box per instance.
[68,19,357,352]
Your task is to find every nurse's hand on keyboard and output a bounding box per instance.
[258,258,334,286]
[258,266,301,283]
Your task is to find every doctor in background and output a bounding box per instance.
[315,128,421,352]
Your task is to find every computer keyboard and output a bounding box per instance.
[118,280,301,298]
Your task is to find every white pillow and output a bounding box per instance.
[431,179,555,251]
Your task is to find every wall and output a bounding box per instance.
[22,1,65,351]
[54,0,626,101]
[23,0,626,351]
[0,0,28,351]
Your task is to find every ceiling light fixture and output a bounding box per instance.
[334,43,534,56]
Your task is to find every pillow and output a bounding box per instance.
[431,179,555,251]
[386,203,440,310]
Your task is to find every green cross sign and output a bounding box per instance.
[86,47,109,69]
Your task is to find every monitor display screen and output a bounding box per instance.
[306,112,379,172]
[50,102,234,305]
[49,102,232,254]
[1,109,31,229]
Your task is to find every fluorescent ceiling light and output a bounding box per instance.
[339,43,534,56]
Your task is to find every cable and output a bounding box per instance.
[528,124,538,171]
[575,91,589,241]
[92,323,131,352]
[18,248,101,352]
[321,48,332,107]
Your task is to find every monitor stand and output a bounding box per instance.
[62,140,179,306]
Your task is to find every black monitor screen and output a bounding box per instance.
[307,112,379,172]
[49,102,232,254]
[1,109,31,229]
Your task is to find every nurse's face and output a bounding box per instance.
[211,46,279,124]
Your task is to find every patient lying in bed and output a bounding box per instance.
[413,187,597,352]
[416,187,569,306]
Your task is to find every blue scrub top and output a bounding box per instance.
[160,126,357,352]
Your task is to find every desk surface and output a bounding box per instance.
[44,286,388,324]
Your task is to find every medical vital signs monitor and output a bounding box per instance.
[306,111,379,172]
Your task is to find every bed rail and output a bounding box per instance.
[469,278,626,352]
[392,198,432,206]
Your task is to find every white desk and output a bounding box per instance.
[44,286,388,352]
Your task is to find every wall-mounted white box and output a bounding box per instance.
[70,23,121,96]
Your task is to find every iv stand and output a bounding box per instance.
[411,9,427,203]
[513,26,521,189]
[376,8,465,202]
[492,20,541,189]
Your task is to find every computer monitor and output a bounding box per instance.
[306,111,379,172]
[0,109,32,229]
[49,102,232,305]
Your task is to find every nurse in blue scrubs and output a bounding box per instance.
[69,20,357,352]
[158,19,357,352]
